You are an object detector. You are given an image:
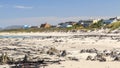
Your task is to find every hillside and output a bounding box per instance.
[107,21,120,30]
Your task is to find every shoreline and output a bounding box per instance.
[0,31,120,35]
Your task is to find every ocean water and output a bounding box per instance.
[0,35,29,38]
[0,35,67,39]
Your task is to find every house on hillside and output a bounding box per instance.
[58,21,77,28]
[115,16,120,20]
[51,25,57,28]
[65,21,77,25]
[23,25,31,29]
[40,23,51,28]
[58,23,72,28]
[78,19,99,27]
[103,17,118,25]
[30,26,38,28]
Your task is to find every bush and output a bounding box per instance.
[89,20,104,29]
[107,21,120,30]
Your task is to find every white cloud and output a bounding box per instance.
[14,5,33,9]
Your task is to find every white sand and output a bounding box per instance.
[0,32,120,68]
[47,61,120,68]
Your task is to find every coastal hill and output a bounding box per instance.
[1,18,120,33]
[1,21,120,33]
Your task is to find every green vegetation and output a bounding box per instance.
[0,28,76,33]
[106,21,120,30]
[89,20,104,29]
[0,21,120,33]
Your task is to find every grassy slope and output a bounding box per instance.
[107,21,120,30]
[1,21,120,33]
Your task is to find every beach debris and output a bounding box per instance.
[23,55,28,63]
[0,53,10,64]
[86,56,93,60]
[114,56,120,61]
[93,53,106,62]
[47,47,59,55]
[61,50,67,57]
[68,57,79,61]
[103,50,111,56]
[98,57,106,62]
[54,39,64,43]
[80,48,98,53]
[80,49,86,53]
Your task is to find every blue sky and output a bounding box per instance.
[0,0,120,28]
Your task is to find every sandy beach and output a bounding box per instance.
[1,0,120,67]
[0,32,120,68]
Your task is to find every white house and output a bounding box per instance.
[58,21,76,28]
[58,23,72,28]
[23,25,31,29]
[103,17,118,24]
[78,19,100,27]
